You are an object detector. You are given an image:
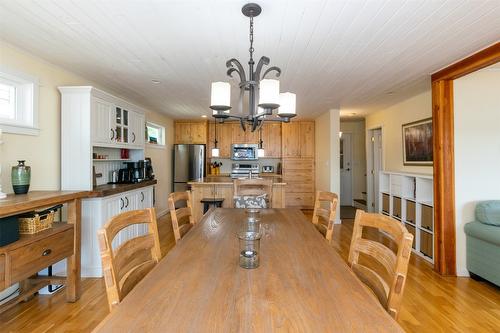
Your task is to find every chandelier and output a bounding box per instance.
[209,3,296,133]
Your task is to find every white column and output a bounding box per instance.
[329,109,341,224]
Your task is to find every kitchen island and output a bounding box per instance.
[188,176,286,222]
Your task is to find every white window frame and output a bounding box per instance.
[0,66,39,136]
[146,121,166,148]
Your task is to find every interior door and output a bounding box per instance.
[340,133,353,206]
[372,129,383,212]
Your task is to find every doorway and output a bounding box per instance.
[366,127,383,213]
[340,133,353,206]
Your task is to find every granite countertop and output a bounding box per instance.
[189,176,286,185]
[88,179,158,197]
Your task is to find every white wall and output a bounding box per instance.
[454,66,500,276]
[315,109,340,223]
[340,119,366,200]
[0,41,173,215]
[365,90,433,174]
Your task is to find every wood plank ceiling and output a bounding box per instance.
[1,0,499,119]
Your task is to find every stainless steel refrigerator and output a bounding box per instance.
[173,144,205,192]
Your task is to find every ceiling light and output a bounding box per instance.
[209,3,296,132]
[152,79,161,84]
[201,115,207,118]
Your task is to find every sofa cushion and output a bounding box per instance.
[475,201,500,226]
[464,221,500,246]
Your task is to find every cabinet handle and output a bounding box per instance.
[125,197,129,208]
[42,249,52,256]
[110,128,115,140]
[120,198,124,209]
[141,192,145,202]
[132,132,136,143]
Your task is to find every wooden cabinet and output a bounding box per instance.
[262,123,282,158]
[282,121,315,158]
[208,122,233,158]
[299,122,315,158]
[174,121,207,144]
[231,123,259,144]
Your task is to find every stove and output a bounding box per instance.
[231,163,259,179]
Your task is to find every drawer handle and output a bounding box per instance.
[120,198,124,209]
[42,249,52,256]
[141,192,145,202]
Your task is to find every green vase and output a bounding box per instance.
[11,160,31,194]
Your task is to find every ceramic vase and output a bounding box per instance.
[11,160,30,194]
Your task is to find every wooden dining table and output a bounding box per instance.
[95,208,403,332]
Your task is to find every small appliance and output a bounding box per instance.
[118,168,132,183]
[109,170,119,184]
[262,165,274,173]
[231,144,258,161]
[145,158,155,180]
[231,163,259,178]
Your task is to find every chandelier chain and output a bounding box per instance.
[249,16,254,61]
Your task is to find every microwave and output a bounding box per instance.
[231,144,259,161]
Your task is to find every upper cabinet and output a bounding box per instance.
[282,121,315,158]
[174,121,207,144]
[262,123,282,158]
[208,122,232,158]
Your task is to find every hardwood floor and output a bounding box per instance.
[1,209,499,332]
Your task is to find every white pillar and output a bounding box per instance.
[329,109,341,224]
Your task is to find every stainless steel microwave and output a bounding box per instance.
[231,144,259,161]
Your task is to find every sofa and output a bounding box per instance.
[464,201,500,286]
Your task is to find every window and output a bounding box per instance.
[146,121,165,146]
[0,67,39,135]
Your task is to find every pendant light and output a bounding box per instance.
[211,120,220,157]
[258,127,265,157]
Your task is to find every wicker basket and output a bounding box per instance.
[19,210,55,234]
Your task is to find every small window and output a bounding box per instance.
[146,121,165,146]
[0,67,39,135]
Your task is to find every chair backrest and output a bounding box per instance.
[167,191,194,244]
[233,178,273,205]
[348,210,413,320]
[311,191,338,241]
[98,208,161,311]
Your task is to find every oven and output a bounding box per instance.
[231,144,259,161]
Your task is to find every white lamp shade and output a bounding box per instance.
[278,92,296,116]
[339,131,343,138]
[210,82,231,108]
[211,148,220,157]
[258,148,265,157]
[259,79,280,107]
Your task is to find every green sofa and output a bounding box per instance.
[464,201,500,286]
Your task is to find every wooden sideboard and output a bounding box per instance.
[0,191,87,313]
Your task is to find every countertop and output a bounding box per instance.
[87,179,157,198]
[189,176,285,186]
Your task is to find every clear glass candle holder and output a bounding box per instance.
[238,231,261,269]
[246,208,261,222]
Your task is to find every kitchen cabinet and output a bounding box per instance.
[299,122,315,158]
[81,186,155,277]
[174,121,207,144]
[261,123,282,158]
[231,123,247,143]
[208,122,233,158]
[129,111,145,147]
[282,121,315,158]
[91,97,114,145]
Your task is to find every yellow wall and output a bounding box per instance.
[365,90,433,174]
[0,42,173,215]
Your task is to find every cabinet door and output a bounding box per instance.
[207,122,215,158]
[175,122,192,144]
[282,122,301,157]
[91,98,113,144]
[245,129,259,144]
[219,123,233,158]
[262,123,282,158]
[300,122,315,158]
[130,111,145,147]
[231,123,246,143]
[190,122,207,144]
[215,185,233,208]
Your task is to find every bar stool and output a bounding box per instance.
[201,198,224,213]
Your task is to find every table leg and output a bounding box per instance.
[66,198,81,302]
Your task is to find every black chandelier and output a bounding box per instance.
[209,3,296,132]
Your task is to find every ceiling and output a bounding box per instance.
[1,0,499,119]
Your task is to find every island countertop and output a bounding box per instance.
[188,176,286,186]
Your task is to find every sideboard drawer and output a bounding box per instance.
[9,228,74,283]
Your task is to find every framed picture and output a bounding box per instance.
[402,118,433,166]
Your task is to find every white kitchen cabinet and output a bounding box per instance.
[81,186,155,277]
[91,97,114,145]
[129,111,145,147]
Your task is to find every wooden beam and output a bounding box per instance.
[432,80,456,275]
[431,42,500,81]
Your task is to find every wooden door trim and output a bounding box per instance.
[431,42,500,275]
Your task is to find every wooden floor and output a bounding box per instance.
[1,209,499,332]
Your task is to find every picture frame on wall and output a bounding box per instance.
[402,118,433,166]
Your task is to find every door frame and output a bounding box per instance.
[366,125,384,213]
[339,132,354,206]
[431,42,500,275]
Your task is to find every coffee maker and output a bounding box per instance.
[144,158,154,180]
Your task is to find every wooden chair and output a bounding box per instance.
[168,191,194,244]
[311,191,338,241]
[98,208,161,311]
[348,210,413,320]
[233,178,273,208]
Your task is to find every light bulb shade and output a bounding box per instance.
[210,82,231,111]
[339,131,343,138]
[257,148,265,157]
[258,79,280,109]
[278,92,296,117]
[211,148,220,157]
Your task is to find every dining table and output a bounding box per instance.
[94,208,403,332]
